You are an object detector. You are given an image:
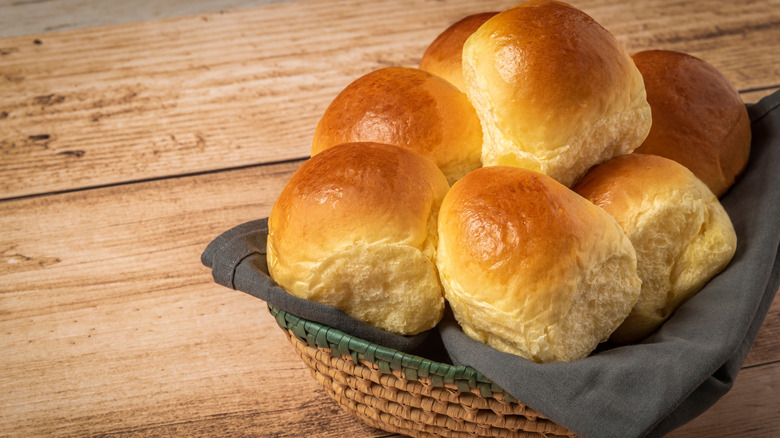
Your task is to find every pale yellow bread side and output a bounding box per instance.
[267,142,451,335]
[574,154,738,343]
[462,0,651,187]
[437,166,641,362]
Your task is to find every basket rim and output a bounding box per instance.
[268,304,516,401]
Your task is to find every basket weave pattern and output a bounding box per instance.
[270,305,577,438]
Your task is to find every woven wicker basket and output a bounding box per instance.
[269,304,577,438]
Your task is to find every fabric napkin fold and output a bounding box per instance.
[201,90,780,438]
[440,90,780,438]
[200,219,434,353]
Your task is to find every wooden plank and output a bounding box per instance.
[587,0,780,94]
[0,0,285,39]
[669,361,780,437]
[0,0,512,200]
[1,160,778,436]
[741,87,780,106]
[0,161,383,437]
[745,292,780,368]
[739,87,780,103]
[0,161,296,436]
[1,0,779,199]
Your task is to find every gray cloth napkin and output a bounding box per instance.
[440,90,780,437]
[200,219,434,352]
[201,90,780,438]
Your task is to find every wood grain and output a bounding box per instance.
[0,162,285,436]
[2,0,779,436]
[0,0,285,39]
[1,160,778,437]
[0,162,385,437]
[741,87,780,106]
[744,291,780,368]
[670,362,780,437]
[1,0,779,199]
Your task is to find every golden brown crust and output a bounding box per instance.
[419,12,498,92]
[271,142,449,267]
[437,166,641,362]
[267,142,450,335]
[473,1,628,128]
[440,167,587,280]
[462,0,650,187]
[632,50,751,197]
[311,66,482,184]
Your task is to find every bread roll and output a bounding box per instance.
[573,154,737,344]
[437,166,641,362]
[419,12,498,93]
[461,0,651,187]
[311,66,482,185]
[267,142,450,335]
[632,50,751,197]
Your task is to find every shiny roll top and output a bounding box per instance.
[632,50,751,197]
[311,66,483,185]
[462,0,651,187]
[437,166,641,362]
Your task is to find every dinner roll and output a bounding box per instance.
[437,166,641,363]
[311,66,482,185]
[267,142,450,335]
[462,0,651,187]
[419,12,498,93]
[632,50,751,197]
[573,154,737,344]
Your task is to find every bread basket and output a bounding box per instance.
[269,304,577,437]
[200,86,779,438]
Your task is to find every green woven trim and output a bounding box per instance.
[268,304,517,402]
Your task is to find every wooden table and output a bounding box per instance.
[1,0,778,436]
